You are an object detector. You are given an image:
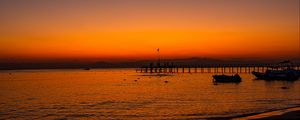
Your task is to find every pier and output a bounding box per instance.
[136,64,300,74]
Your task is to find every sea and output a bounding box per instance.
[0,68,299,119]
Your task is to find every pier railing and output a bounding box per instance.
[136,64,300,74]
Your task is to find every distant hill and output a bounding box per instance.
[0,57,299,70]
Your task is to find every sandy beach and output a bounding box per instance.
[252,110,300,120]
[233,107,300,120]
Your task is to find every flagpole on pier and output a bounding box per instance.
[157,48,160,67]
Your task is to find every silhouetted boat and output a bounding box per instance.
[252,70,299,80]
[212,74,241,83]
[252,60,300,80]
[83,68,91,70]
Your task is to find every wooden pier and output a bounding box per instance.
[136,64,300,74]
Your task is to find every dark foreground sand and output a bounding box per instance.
[250,110,300,120]
[231,107,300,120]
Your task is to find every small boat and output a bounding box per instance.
[252,60,300,80]
[212,74,241,83]
[83,68,91,70]
[252,70,299,80]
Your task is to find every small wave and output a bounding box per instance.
[85,100,154,111]
[26,97,37,101]
[54,117,68,120]
[175,113,206,117]
[66,113,96,118]
[255,99,286,104]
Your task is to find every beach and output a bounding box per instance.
[233,107,300,120]
[254,110,300,120]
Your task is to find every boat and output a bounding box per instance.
[252,60,300,80]
[212,74,242,83]
[252,70,299,80]
[83,68,91,70]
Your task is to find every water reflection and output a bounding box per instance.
[0,69,299,119]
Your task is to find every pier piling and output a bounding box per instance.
[137,64,300,74]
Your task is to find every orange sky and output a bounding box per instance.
[0,0,299,62]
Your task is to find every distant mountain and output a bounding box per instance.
[0,57,298,70]
[136,57,276,66]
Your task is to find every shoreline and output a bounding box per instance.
[232,106,300,120]
[205,106,300,120]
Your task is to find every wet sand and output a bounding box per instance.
[251,110,300,120]
[232,107,300,120]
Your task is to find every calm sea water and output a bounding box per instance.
[0,68,299,119]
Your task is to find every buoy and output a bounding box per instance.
[281,86,288,89]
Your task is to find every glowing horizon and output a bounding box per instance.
[0,0,299,62]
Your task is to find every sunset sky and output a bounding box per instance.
[0,0,299,62]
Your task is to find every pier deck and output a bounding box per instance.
[136,65,300,74]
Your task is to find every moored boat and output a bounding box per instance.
[252,70,299,80]
[212,74,242,83]
[252,60,300,80]
[83,68,91,70]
